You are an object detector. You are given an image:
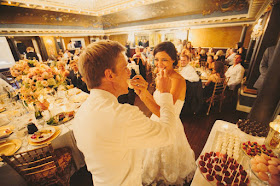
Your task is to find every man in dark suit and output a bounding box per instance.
[26,47,39,60]
[254,45,276,90]
[68,60,89,93]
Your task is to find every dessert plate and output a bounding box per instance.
[28,127,56,143]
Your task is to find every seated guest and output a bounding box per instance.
[237,47,246,65]
[225,48,237,66]
[206,55,214,70]
[67,60,89,93]
[73,40,176,185]
[207,47,215,56]
[56,61,69,78]
[178,54,199,82]
[195,47,202,58]
[26,47,39,61]
[225,54,245,90]
[214,50,225,62]
[199,49,207,62]
[204,61,225,98]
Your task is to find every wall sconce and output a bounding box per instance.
[46,39,53,44]
[251,19,263,40]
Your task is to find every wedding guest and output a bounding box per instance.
[225,48,237,66]
[254,45,276,90]
[73,40,176,186]
[133,46,147,79]
[56,61,69,78]
[207,55,215,70]
[26,47,39,61]
[207,47,215,56]
[215,50,225,62]
[225,54,245,90]
[68,60,89,93]
[199,49,207,62]
[178,54,199,82]
[204,61,225,98]
[175,39,183,56]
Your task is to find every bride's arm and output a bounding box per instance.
[133,76,186,118]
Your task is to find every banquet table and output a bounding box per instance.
[191,120,266,186]
[0,88,87,186]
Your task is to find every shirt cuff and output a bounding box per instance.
[158,93,173,106]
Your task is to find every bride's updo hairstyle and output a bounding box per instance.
[153,41,178,67]
[78,40,126,89]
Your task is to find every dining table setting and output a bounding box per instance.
[0,87,88,186]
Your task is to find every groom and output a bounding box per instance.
[73,40,176,186]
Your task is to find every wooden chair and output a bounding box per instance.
[1,144,76,186]
[206,77,229,115]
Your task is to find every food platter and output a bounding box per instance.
[198,152,250,186]
[241,141,276,158]
[47,111,75,125]
[28,127,56,143]
[249,154,280,185]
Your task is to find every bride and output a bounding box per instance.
[132,41,196,185]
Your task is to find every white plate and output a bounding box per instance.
[28,127,56,143]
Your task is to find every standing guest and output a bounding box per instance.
[26,47,39,61]
[67,60,89,93]
[141,42,196,185]
[73,40,177,186]
[178,54,199,82]
[225,54,245,90]
[175,39,183,56]
[143,39,149,47]
[133,47,147,79]
[254,45,276,90]
[225,48,237,66]
[67,41,75,50]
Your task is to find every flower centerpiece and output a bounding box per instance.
[10,59,69,111]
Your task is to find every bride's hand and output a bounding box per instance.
[156,69,171,93]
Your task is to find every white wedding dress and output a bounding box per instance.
[142,90,196,185]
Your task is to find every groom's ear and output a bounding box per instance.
[104,69,115,81]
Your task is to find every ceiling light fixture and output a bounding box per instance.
[8,1,11,4]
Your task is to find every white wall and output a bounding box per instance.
[0,37,15,69]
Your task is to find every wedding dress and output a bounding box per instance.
[142,90,196,185]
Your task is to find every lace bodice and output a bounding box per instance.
[153,89,184,116]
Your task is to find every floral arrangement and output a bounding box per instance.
[10,59,68,110]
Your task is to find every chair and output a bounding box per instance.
[1,144,76,186]
[206,77,229,115]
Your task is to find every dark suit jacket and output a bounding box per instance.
[26,52,39,61]
[254,46,276,89]
[67,70,89,93]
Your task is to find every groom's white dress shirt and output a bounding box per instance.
[73,89,176,186]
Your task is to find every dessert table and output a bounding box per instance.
[191,120,266,186]
[0,88,87,186]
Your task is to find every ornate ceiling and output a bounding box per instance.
[0,0,270,35]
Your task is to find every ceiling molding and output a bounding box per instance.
[1,0,164,16]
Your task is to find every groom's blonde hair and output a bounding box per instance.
[78,40,126,89]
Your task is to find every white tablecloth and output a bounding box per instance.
[191,120,265,186]
[0,89,87,186]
